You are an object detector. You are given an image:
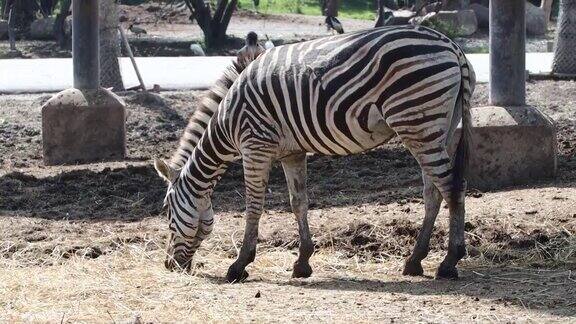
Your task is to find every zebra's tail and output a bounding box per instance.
[450,55,475,206]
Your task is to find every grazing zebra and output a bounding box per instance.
[155,25,475,283]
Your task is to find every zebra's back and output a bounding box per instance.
[223,25,470,157]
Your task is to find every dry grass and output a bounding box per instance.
[1,243,575,322]
[1,185,575,323]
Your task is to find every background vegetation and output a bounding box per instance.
[236,0,378,20]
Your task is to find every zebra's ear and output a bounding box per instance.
[154,158,177,183]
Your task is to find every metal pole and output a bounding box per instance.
[118,26,147,91]
[489,0,526,106]
[72,0,100,90]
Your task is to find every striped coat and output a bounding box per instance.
[156,25,475,282]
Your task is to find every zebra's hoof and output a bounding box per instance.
[292,261,313,278]
[226,264,249,283]
[402,259,424,276]
[435,263,459,280]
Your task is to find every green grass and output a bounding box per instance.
[237,0,376,20]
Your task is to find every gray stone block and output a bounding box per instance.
[29,17,56,40]
[466,105,557,191]
[435,10,478,36]
[42,88,127,165]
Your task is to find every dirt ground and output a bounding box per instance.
[0,81,575,322]
[0,3,556,58]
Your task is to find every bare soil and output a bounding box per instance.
[0,81,575,322]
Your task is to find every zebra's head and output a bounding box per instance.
[154,159,213,272]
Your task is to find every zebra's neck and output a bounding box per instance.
[170,61,244,170]
[177,117,237,201]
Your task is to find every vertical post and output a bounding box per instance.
[72,0,100,90]
[7,8,16,51]
[489,0,525,106]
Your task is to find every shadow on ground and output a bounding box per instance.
[1,143,574,220]
[205,266,576,319]
[0,146,423,219]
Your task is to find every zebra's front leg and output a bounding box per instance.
[226,151,273,283]
[281,153,314,278]
[403,173,442,276]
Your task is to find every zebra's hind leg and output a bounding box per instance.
[436,181,466,280]
[395,138,466,279]
[226,149,274,283]
[281,153,314,278]
[403,173,442,276]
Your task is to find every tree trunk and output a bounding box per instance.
[11,0,37,31]
[552,0,576,77]
[39,0,54,17]
[54,0,71,49]
[541,0,554,26]
[189,0,237,48]
[99,0,124,91]
[324,0,339,16]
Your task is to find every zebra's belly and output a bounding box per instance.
[345,120,397,155]
[279,111,397,156]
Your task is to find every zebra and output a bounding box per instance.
[155,25,475,283]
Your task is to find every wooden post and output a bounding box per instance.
[72,0,100,90]
[466,0,557,190]
[489,0,525,106]
[7,8,16,51]
[43,0,127,165]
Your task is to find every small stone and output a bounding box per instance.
[525,210,538,215]
[254,290,261,298]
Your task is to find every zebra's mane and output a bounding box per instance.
[169,61,244,169]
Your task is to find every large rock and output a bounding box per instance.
[526,2,547,36]
[435,10,478,36]
[411,10,478,37]
[42,88,127,165]
[30,17,56,40]
[0,20,8,40]
[469,3,488,29]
